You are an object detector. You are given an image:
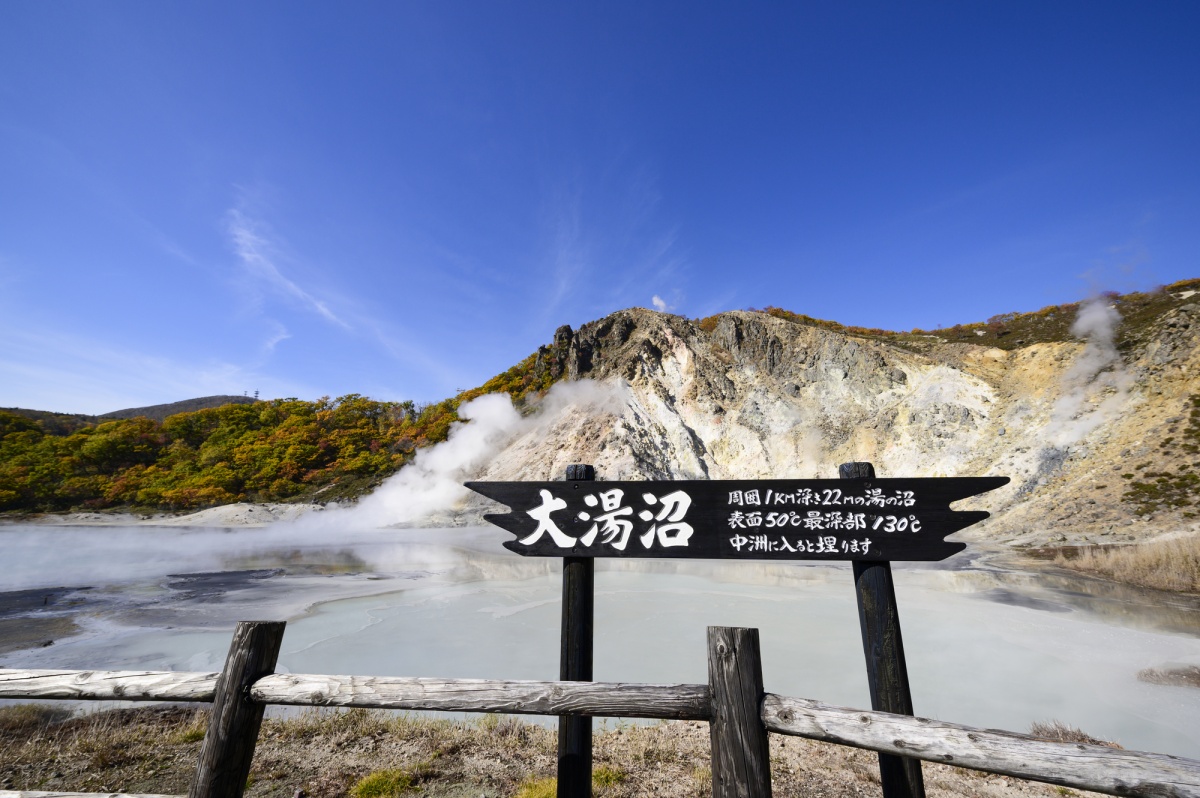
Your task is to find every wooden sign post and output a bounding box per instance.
[841,462,924,798]
[559,464,595,798]
[467,469,1008,798]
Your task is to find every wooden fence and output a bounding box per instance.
[1,621,1197,798]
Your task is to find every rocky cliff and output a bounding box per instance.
[469,285,1200,548]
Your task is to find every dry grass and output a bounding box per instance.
[0,702,70,733]
[0,703,1113,798]
[1137,665,1200,688]
[1028,720,1122,749]
[1053,535,1200,594]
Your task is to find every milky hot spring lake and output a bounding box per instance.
[0,523,1197,758]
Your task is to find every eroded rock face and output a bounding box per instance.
[469,305,1200,547]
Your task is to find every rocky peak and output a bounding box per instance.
[474,300,1200,548]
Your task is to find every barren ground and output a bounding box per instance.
[0,704,1107,798]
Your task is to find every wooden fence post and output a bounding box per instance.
[839,462,925,798]
[708,626,772,798]
[188,620,286,798]
[558,463,595,798]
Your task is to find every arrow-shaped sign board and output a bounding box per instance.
[465,477,1009,562]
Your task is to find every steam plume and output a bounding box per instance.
[1047,297,1131,446]
[287,379,630,532]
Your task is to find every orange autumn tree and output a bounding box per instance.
[0,338,568,513]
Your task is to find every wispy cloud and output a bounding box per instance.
[261,320,292,355]
[220,196,481,399]
[1,123,204,272]
[1079,241,1151,294]
[651,295,670,312]
[540,187,589,326]
[691,288,740,318]
[0,325,315,415]
[362,319,475,391]
[227,209,350,329]
[534,162,691,326]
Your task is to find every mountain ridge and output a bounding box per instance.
[466,282,1200,549]
[3,279,1198,554]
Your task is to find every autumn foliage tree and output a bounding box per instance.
[0,340,568,514]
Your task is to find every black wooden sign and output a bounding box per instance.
[465,477,1009,562]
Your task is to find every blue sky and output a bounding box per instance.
[1,2,1196,414]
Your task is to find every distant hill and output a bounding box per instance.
[99,395,258,422]
[0,407,101,436]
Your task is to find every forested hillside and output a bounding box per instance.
[0,341,568,513]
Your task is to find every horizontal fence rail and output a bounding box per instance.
[762,694,1200,798]
[250,674,712,720]
[3,640,1200,798]
[0,670,218,702]
[0,670,709,720]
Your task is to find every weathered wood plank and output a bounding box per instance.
[250,674,711,719]
[762,694,1200,798]
[0,668,710,719]
[188,621,285,798]
[708,626,771,798]
[0,670,218,701]
[0,792,181,797]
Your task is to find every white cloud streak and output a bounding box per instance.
[362,319,475,391]
[227,209,350,330]
[222,202,474,396]
[261,321,292,355]
[0,325,315,415]
[540,189,589,327]
[533,162,691,326]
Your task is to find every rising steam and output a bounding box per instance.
[1047,297,1132,446]
[287,379,630,532]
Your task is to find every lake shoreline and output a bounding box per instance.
[0,501,324,528]
[5,501,1198,602]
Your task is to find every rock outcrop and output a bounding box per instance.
[469,296,1200,548]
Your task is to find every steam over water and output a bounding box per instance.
[1,522,1198,759]
[4,375,1200,758]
